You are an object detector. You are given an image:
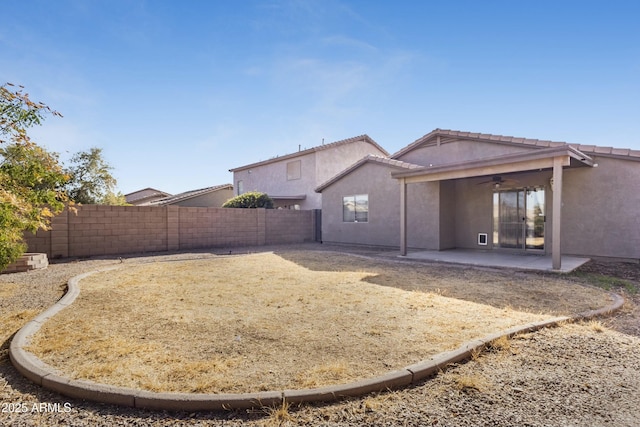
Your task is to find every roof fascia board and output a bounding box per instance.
[124,187,170,197]
[269,195,307,200]
[393,129,639,163]
[399,157,563,184]
[390,130,439,159]
[315,156,421,193]
[230,148,317,172]
[157,185,233,205]
[573,149,640,162]
[392,147,588,183]
[230,135,388,172]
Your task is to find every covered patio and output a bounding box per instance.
[270,194,306,209]
[392,145,595,271]
[402,249,590,273]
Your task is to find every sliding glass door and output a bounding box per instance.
[493,189,545,251]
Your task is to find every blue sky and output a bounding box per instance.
[2,0,639,195]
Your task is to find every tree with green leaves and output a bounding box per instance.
[222,191,274,209]
[100,190,129,206]
[64,147,119,204]
[0,83,69,271]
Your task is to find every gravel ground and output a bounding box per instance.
[1,244,639,427]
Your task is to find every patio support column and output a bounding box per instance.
[400,178,407,256]
[552,157,563,270]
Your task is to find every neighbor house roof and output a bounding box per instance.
[315,154,422,192]
[391,129,640,162]
[124,187,172,204]
[229,134,389,172]
[148,184,233,206]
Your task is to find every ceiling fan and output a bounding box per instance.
[476,175,519,189]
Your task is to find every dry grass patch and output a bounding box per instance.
[584,319,607,333]
[26,251,599,394]
[488,335,512,353]
[2,309,39,338]
[453,373,491,393]
[0,308,40,363]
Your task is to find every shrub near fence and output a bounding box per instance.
[25,205,315,259]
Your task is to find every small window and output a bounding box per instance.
[343,194,368,222]
[287,160,301,180]
[237,180,244,195]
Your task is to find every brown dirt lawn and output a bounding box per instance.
[26,250,613,394]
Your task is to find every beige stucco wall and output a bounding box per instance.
[315,140,387,184]
[320,162,400,247]
[439,180,456,249]
[233,151,319,209]
[319,162,438,249]
[562,157,640,260]
[397,139,534,166]
[406,181,440,249]
[232,140,388,210]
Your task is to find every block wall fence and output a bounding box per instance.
[25,205,316,259]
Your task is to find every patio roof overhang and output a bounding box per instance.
[270,195,307,201]
[391,146,594,183]
[393,146,594,271]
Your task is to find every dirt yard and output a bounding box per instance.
[25,250,613,394]
[1,244,638,426]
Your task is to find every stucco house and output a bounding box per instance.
[126,185,234,207]
[147,184,234,207]
[316,129,640,268]
[125,187,172,205]
[229,135,388,210]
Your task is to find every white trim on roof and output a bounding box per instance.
[229,135,389,172]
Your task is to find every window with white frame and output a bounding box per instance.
[237,180,244,195]
[342,194,368,222]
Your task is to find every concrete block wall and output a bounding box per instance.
[24,227,52,255]
[266,209,314,244]
[2,253,49,274]
[66,205,169,257]
[177,207,266,249]
[24,205,313,259]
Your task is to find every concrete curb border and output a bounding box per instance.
[9,265,625,411]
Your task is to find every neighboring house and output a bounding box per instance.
[229,135,389,210]
[147,184,234,207]
[125,188,172,205]
[316,129,640,267]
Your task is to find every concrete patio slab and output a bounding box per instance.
[402,249,589,273]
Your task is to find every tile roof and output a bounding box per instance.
[315,154,422,192]
[124,187,172,203]
[148,184,233,206]
[391,129,640,161]
[229,134,389,172]
[391,145,594,181]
